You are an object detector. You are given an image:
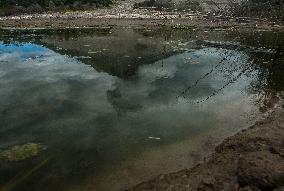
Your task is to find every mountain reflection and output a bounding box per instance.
[0,28,283,191]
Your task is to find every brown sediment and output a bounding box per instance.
[0,13,283,31]
[0,0,283,31]
[127,105,284,191]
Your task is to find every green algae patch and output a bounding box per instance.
[0,143,46,162]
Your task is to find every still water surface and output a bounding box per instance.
[0,28,283,191]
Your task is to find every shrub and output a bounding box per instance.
[230,0,284,21]
[0,0,114,15]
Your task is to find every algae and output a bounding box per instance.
[0,143,46,162]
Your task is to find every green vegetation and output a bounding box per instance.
[133,0,202,12]
[0,0,113,8]
[231,0,284,21]
[0,143,46,162]
[0,0,114,15]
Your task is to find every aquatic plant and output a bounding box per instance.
[0,143,46,162]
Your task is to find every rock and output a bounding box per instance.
[238,186,261,191]
[129,111,284,191]
[269,146,284,157]
[197,177,217,191]
[274,186,284,191]
[278,122,284,128]
[237,151,284,190]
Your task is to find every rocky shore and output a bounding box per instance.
[0,0,283,30]
[127,104,284,191]
[0,12,283,31]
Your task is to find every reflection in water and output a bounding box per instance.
[0,28,283,191]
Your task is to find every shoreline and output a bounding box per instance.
[0,12,283,31]
[1,9,283,190]
[127,100,284,190]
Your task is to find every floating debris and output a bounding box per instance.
[0,143,46,162]
[88,51,101,54]
[148,137,161,140]
[184,58,199,65]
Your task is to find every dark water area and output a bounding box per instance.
[0,27,283,191]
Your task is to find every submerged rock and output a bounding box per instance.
[237,151,284,190]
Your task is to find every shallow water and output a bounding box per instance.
[0,28,283,191]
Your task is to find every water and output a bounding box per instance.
[0,27,283,191]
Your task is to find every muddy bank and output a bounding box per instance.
[127,104,284,191]
[0,0,283,30]
[0,12,283,31]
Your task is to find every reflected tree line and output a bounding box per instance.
[179,29,284,110]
